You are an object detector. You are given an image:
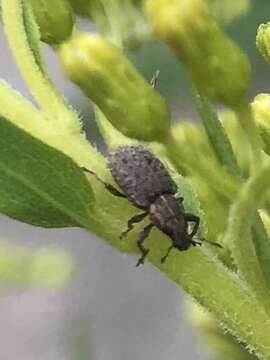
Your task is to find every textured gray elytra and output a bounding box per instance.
[82,146,220,266]
[108,145,177,209]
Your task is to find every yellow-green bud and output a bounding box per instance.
[256,23,270,64]
[207,0,251,26]
[30,0,74,45]
[58,33,171,142]
[145,0,251,107]
[252,94,270,154]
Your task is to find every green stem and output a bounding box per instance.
[100,0,123,49]
[0,80,48,129]
[2,0,81,131]
[137,230,270,359]
[164,131,239,202]
[235,102,263,175]
[226,161,270,313]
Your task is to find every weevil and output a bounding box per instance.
[82,145,221,266]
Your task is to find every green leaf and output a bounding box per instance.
[195,91,241,176]
[172,173,206,238]
[0,115,94,228]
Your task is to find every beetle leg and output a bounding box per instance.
[161,245,174,264]
[191,240,202,247]
[136,223,154,266]
[184,213,200,237]
[120,212,148,239]
[81,166,126,198]
[200,238,223,248]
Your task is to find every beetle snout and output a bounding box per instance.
[172,234,192,251]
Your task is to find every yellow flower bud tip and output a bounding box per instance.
[252,94,270,154]
[252,94,270,125]
[145,0,208,44]
[145,0,251,107]
[256,23,270,64]
[59,33,171,142]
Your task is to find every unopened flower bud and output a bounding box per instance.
[207,0,251,26]
[252,94,270,154]
[58,33,171,142]
[145,0,251,107]
[30,0,74,45]
[256,23,270,64]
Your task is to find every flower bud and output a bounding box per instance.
[58,33,171,142]
[252,94,270,154]
[207,0,251,26]
[30,0,74,45]
[145,0,251,107]
[256,23,270,64]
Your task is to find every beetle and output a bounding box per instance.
[82,145,220,266]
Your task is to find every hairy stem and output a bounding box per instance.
[226,161,270,313]
[2,0,81,131]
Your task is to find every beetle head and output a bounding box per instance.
[149,194,192,251]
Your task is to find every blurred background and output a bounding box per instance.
[1,2,270,359]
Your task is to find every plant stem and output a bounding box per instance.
[2,0,81,131]
[226,161,270,313]
[142,233,270,359]
[164,131,239,202]
[235,102,263,175]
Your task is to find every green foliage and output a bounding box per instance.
[173,173,206,238]
[194,91,241,176]
[188,301,257,360]
[0,115,94,228]
[1,0,270,359]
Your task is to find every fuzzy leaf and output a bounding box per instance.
[0,115,94,228]
[195,92,241,176]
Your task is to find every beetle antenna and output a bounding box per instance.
[200,237,223,248]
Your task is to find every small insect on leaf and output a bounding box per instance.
[83,146,221,266]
